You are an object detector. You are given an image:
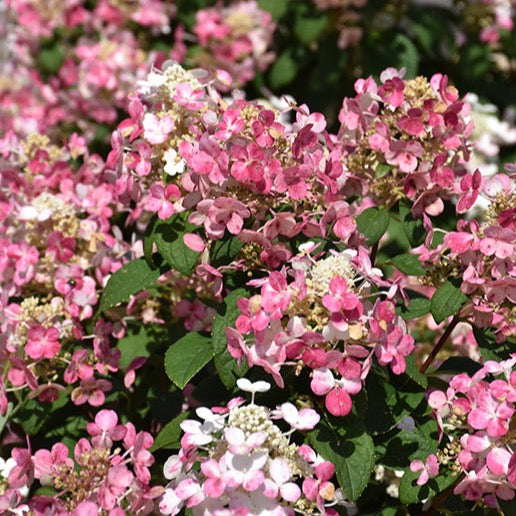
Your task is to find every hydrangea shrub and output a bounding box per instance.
[0,0,514,514]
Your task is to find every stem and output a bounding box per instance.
[370,242,379,268]
[0,398,26,437]
[419,315,460,374]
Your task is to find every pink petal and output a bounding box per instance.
[486,418,509,437]
[467,408,490,430]
[297,408,320,430]
[200,459,220,479]
[224,427,245,446]
[325,388,352,417]
[410,460,424,473]
[310,368,334,396]
[315,461,335,481]
[269,458,290,485]
[280,482,301,502]
[247,431,266,449]
[486,448,510,476]
[426,454,439,476]
[322,294,340,312]
[183,233,205,252]
[203,477,224,498]
[302,478,318,500]
[176,478,200,500]
[416,470,429,486]
[507,453,516,484]
[243,470,264,492]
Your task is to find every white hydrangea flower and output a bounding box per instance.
[163,148,186,176]
[0,456,16,478]
[236,378,271,393]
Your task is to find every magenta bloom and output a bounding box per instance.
[410,454,439,486]
[467,387,514,437]
[25,325,61,360]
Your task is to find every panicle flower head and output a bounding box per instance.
[420,357,516,505]
[0,132,138,412]
[229,245,414,416]
[160,379,342,515]
[337,70,473,216]
[2,410,161,513]
[418,174,515,342]
[191,0,276,85]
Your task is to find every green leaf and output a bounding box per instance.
[210,235,243,267]
[212,289,248,354]
[0,402,13,436]
[374,418,438,468]
[309,416,375,501]
[404,355,428,389]
[397,296,431,321]
[391,34,419,78]
[430,281,467,324]
[151,411,191,451]
[460,44,491,79]
[143,215,158,264]
[34,486,58,497]
[153,212,201,275]
[212,288,249,388]
[165,332,213,389]
[294,14,328,45]
[473,327,514,362]
[16,394,67,435]
[268,50,297,89]
[375,164,392,179]
[363,370,426,435]
[98,258,166,314]
[381,508,401,516]
[391,254,425,276]
[117,325,154,369]
[411,22,434,56]
[44,412,86,443]
[436,357,482,376]
[399,201,426,247]
[356,207,390,245]
[214,350,249,389]
[258,0,289,19]
[399,467,459,505]
[37,46,65,75]
[192,369,235,407]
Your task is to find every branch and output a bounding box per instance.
[419,314,460,374]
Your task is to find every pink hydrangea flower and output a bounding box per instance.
[410,454,439,486]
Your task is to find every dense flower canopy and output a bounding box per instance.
[0,0,514,514]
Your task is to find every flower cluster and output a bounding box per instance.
[312,0,367,49]
[417,173,515,341]
[0,60,66,139]
[414,357,516,507]
[1,1,514,513]
[337,67,474,216]
[1,0,277,147]
[0,131,134,412]
[115,62,479,265]
[2,0,174,145]
[1,409,162,514]
[456,0,514,44]
[6,0,174,40]
[191,0,276,86]
[228,246,414,416]
[160,379,343,515]
[112,61,341,250]
[58,31,152,128]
